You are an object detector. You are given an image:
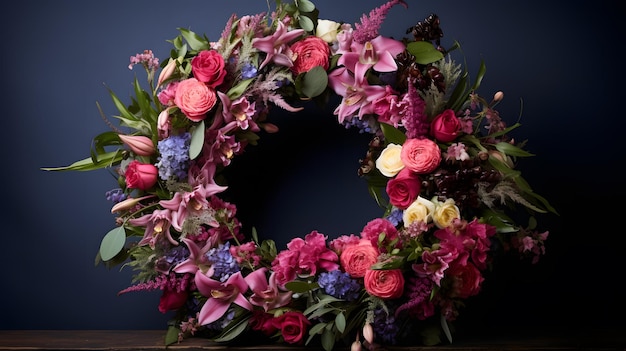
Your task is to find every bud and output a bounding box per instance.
[119,135,155,156]
[111,195,155,213]
[351,340,362,351]
[493,91,504,102]
[362,323,374,344]
[157,59,177,88]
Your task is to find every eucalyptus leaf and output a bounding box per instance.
[299,15,314,32]
[165,326,180,346]
[189,120,205,160]
[334,312,346,333]
[213,318,249,342]
[406,41,444,65]
[99,226,126,261]
[321,328,335,351]
[301,66,328,98]
[297,0,316,12]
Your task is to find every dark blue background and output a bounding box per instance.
[3,0,624,341]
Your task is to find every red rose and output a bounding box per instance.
[271,311,311,344]
[191,50,227,88]
[158,288,188,313]
[174,78,217,122]
[364,269,405,299]
[430,109,461,142]
[290,36,331,75]
[400,138,441,174]
[385,168,421,210]
[125,160,158,190]
[340,239,379,278]
[446,261,484,299]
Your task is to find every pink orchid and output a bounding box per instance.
[328,64,387,123]
[412,247,456,286]
[338,35,405,73]
[173,237,216,276]
[128,208,177,248]
[245,267,292,312]
[194,271,252,325]
[217,91,259,132]
[252,20,305,69]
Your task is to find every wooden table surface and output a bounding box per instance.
[0,329,623,351]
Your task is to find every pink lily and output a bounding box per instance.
[245,267,292,312]
[338,35,405,73]
[128,208,177,248]
[252,20,305,69]
[173,237,216,276]
[328,64,387,123]
[194,271,252,325]
[160,181,226,231]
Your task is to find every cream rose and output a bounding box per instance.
[431,197,461,229]
[375,143,404,177]
[402,196,435,226]
[316,19,341,43]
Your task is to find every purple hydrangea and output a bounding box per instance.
[385,207,403,227]
[373,306,399,344]
[206,242,239,282]
[105,188,127,203]
[317,270,361,301]
[156,132,191,181]
[241,62,258,79]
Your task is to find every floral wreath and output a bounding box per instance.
[44,0,557,350]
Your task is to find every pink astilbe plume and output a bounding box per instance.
[353,0,407,44]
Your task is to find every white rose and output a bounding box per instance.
[375,143,404,177]
[431,197,461,229]
[316,19,341,43]
[402,196,435,227]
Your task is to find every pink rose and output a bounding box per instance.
[125,160,158,190]
[400,138,441,174]
[364,269,405,299]
[430,109,461,142]
[340,239,379,278]
[191,50,227,88]
[385,168,421,210]
[158,288,188,313]
[446,261,484,299]
[174,78,217,122]
[290,36,331,75]
[271,311,311,344]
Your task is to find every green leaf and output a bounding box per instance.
[297,0,316,12]
[447,71,469,111]
[189,120,205,160]
[213,318,249,342]
[301,66,328,98]
[41,150,124,172]
[406,41,444,65]
[470,60,487,91]
[309,322,327,336]
[227,78,254,99]
[285,280,319,293]
[99,226,126,261]
[308,307,336,320]
[494,142,534,157]
[177,28,210,51]
[298,15,314,32]
[380,122,406,145]
[334,312,346,333]
[165,326,180,346]
[440,314,453,344]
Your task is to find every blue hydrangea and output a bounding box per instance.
[343,116,375,134]
[317,270,361,301]
[206,242,239,282]
[156,133,191,181]
[385,207,403,227]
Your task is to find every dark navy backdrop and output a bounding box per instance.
[3,0,624,341]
